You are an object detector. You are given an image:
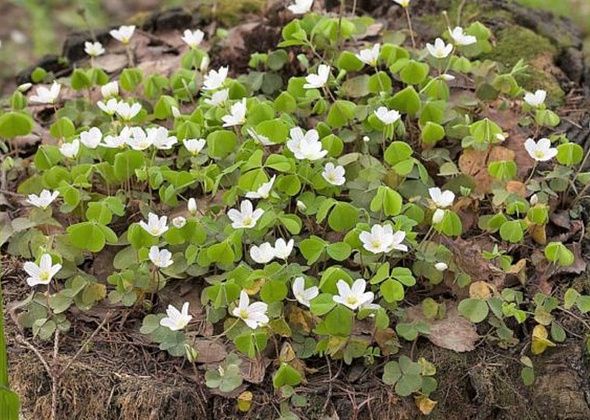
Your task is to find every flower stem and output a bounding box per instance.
[404,7,416,49]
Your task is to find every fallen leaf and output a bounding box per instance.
[415,395,437,415]
[459,146,514,194]
[531,324,555,355]
[406,304,479,352]
[469,281,493,299]
[237,391,253,412]
[192,338,227,364]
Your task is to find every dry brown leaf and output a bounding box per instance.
[406,304,479,352]
[506,180,526,197]
[459,146,515,193]
[529,223,547,245]
[415,395,438,415]
[288,305,314,333]
[469,281,492,299]
[192,338,227,364]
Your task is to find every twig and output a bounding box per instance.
[60,313,111,374]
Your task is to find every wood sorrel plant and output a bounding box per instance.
[2,0,589,412]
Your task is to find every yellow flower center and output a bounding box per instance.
[534,150,545,159]
[242,216,253,226]
[39,271,50,282]
[239,309,250,319]
[346,296,359,306]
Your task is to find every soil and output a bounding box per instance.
[4,1,590,419]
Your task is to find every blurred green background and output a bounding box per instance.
[0,0,588,92]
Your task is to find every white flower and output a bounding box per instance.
[222,98,247,127]
[110,25,135,44]
[97,98,119,115]
[432,209,445,224]
[184,138,206,155]
[292,277,318,308]
[530,194,539,206]
[200,56,210,72]
[362,135,370,142]
[296,200,307,212]
[160,302,192,331]
[84,41,105,57]
[333,279,374,311]
[126,127,152,150]
[149,246,174,268]
[429,187,455,208]
[322,162,346,186]
[188,198,198,215]
[26,190,59,209]
[524,90,547,108]
[273,238,294,260]
[204,88,229,106]
[286,127,328,161]
[288,0,313,14]
[18,83,33,92]
[245,175,276,199]
[426,38,453,59]
[171,106,181,118]
[227,200,264,229]
[101,81,119,98]
[24,254,62,287]
[181,29,205,48]
[79,127,102,149]
[524,138,557,162]
[139,213,169,236]
[232,291,269,329]
[374,106,401,125]
[102,133,127,149]
[172,216,187,229]
[30,82,61,104]
[59,139,80,159]
[359,224,407,254]
[440,74,455,81]
[250,242,275,264]
[147,126,177,150]
[393,0,410,7]
[435,262,448,271]
[246,128,273,146]
[449,27,477,46]
[203,66,228,91]
[115,102,142,121]
[356,44,380,67]
[304,64,330,89]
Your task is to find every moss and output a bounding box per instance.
[199,0,267,26]
[483,26,557,68]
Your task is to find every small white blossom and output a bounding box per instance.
[524,90,547,108]
[250,242,275,264]
[374,106,401,125]
[393,0,411,7]
[356,44,380,67]
[322,162,346,186]
[24,254,62,287]
[102,133,127,149]
[221,98,247,127]
[160,302,192,331]
[432,209,445,224]
[292,277,318,307]
[440,74,456,81]
[59,139,80,159]
[429,187,455,208]
[227,200,264,229]
[296,200,307,212]
[426,38,453,59]
[304,64,330,89]
[245,175,276,199]
[199,56,210,72]
[84,41,105,57]
[115,102,142,121]
[126,127,152,150]
[97,98,119,115]
[204,88,229,106]
[147,126,177,150]
[286,127,328,161]
[149,246,174,268]
[181,29,205,48]
[333,279,374,311]
[449,27,477,46]
[288,0,313,14]
[247,128,273,146]
[362,135,370,142]
[435,262,448,271]
[26,190,59,209]
[30,81,61,104]
[232,291,269,329]
[79,127,102,149]
[172,216,187,229]
[139,213,169,236]
[273,238,294,260]
[184,138,206,155]
[530,194,539,206]
[171,106,181,118]
[359,224,407,254]
[18,83,33,92]
[524,138,557,162]
[110,25,135,44]
[203,66,229,91]
[101,81,119,98]
[188,198,198,215]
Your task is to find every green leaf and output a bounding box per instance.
[113,150,145,181]
[326,242,352,261]
[67,222,106,252]
[310,293,336,316]
[458,298,489,323]
[323,305,353,337]
[70,68,92,90]
[120,68,143,91]
[272,363,302,389]
[299,236,326,264]
[380,279,404,303]
[50,117,76,139]
[384,141,413,166]
[234,331,268,358]
[328,202,359,232]
[0,112,33,138]
[260,279,288,303]
[326,100,356,128]
[390,86,421,115]
[556,143,583,166]
[499,220,524,243]
[207,130,237,158]
[421,122,445,145]
[382,361,401,385]
[399,60,429,85]
[544,242,574,266]
[370,186,403,216]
